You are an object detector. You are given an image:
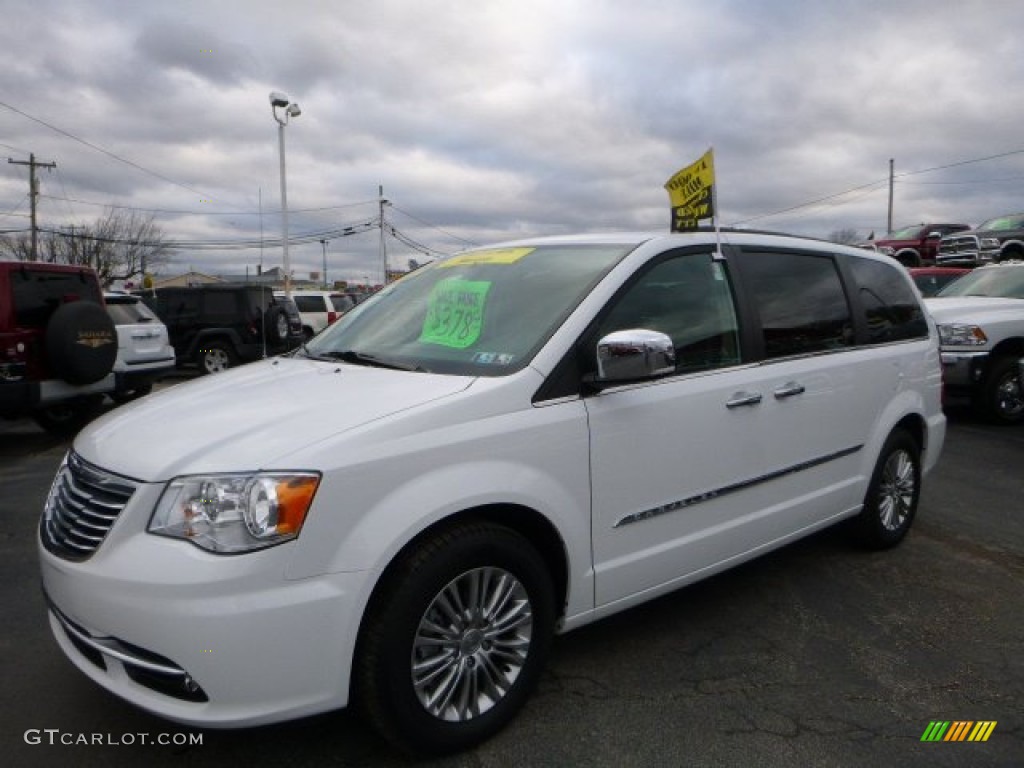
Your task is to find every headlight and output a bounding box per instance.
[980,237,1000,249]
[877,246,895,256]
[937,323,988,347]
[149,472,320,553]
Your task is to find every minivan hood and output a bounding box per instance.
[74,357,474,481]
[924,296,1024,322]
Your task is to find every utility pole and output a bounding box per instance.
[320,238,328,289]
[378,184,389,285]
[887,158,894,234]
[8,153,57,261]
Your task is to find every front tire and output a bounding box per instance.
[850,429,921,549]
[355,521,555,756]
[977,356,1024,425]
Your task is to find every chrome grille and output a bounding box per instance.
[41,452,137,561]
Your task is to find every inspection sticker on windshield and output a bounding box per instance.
[420,278,491,349]
[441,247,534,268]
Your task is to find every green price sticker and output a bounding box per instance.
[419,278,492,349]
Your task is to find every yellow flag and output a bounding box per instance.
[664,149,715,232]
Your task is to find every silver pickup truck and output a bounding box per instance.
[924,261,1024,424]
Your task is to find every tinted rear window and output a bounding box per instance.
[330,295,355,312]
[738,251,854,358]
[848,258,928,342]
[11,269,103,327]
[106,298,158,324]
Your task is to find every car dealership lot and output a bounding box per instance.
[2,396,1021,767]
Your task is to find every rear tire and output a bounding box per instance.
[196,341,236,374]
[355,521,555,757]
[850,429,921,549]
[31,396,105,437]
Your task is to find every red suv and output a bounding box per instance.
[0,261,118,434]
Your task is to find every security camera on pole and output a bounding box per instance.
[269,91,301,297]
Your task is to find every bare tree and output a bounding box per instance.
[828,228,863,245]
[0,231,33,260]
[1,209,174,286]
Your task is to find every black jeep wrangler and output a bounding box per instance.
[138,284,304,374]
[0,261,117,435]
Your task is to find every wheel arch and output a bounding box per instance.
[361,503,569,624]
[184,328,243,359]
[997,239,1024,261]
[893,248,921,267]
[988,337,1024,362]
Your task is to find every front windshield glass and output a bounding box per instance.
[303,243,635,375]
[935,267,1024,299]
[886,225,925,240]
[977,215,1024,232]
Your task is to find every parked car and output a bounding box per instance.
[907,266,971,297]
[274,289,356,339]
[0,261,117,435]
[870,223,971,267]
[937,212,1024,265]
[138,284,304,374]
[40,232,945,756]
[103,293,176,402]
[925,260,1024,423]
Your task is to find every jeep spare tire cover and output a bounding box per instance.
[46,301,118,385]
[263,305,289,345]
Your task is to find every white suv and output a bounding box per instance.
[39,232,945,756]
[104,293,176,402]
[277,290,356,339]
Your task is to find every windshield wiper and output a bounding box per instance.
[319,349,427,372]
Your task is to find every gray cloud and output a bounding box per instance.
[2,0,1024,283]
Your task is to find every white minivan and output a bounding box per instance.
[40,231,945,755]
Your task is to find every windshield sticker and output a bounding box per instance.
[441,247,534,268]
[472,352,516,365]
[419,278,491,349]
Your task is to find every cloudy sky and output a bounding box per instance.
[2,0,1023,285]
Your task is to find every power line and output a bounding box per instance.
[36,192,379,218]
[732,147,1024,226]
[0,99,213,200]
[390,204,479,246]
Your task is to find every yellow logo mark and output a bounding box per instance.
[75,333,114,349]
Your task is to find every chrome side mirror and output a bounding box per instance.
[596,329,675,382]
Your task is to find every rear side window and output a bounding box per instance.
[11,270,103,328]
[848,258,928,343]
[294,295,326,313]
[738,251,853,359]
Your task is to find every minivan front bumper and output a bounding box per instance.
[39,519,368,727]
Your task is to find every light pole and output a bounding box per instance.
[320,238,328,289]
[270,91,301,297]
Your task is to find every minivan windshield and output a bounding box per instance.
[302,243,635,375]
[934,266,1024,299]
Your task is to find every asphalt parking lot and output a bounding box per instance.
[1,383,1021,768]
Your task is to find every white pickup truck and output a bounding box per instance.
[924,261,1024,424]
